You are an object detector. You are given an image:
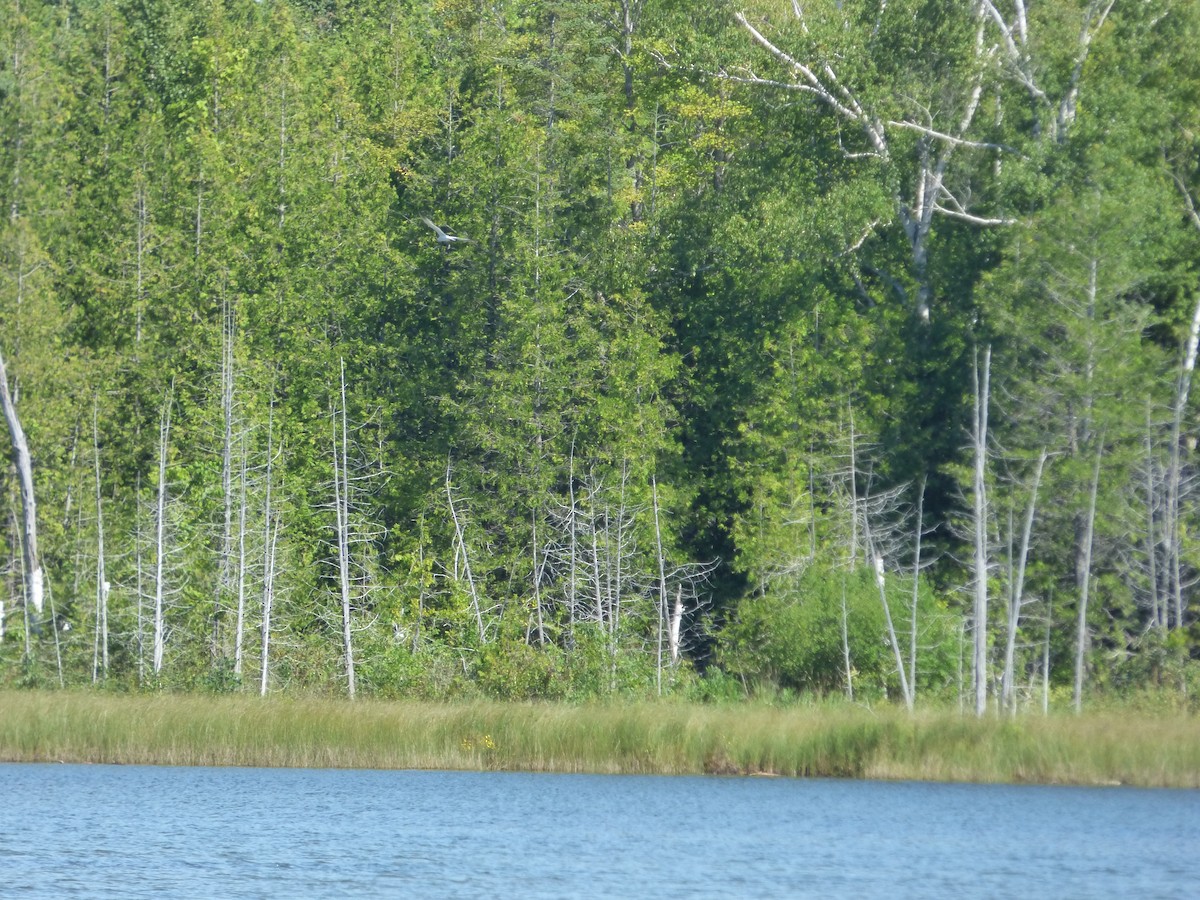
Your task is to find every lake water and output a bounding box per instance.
[1,764,1196,898]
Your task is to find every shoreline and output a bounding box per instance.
[2,691,1197,788]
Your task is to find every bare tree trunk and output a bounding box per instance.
[531,508,545,644]
[668,586,683,666]
[332,360,356,698]
[1001,448,1047,712]
[840,577,854,701]
[651,473,668,696]
[1167,173,1200,630]
[0,349,42,617]
[1164,301,1200,630]
[909,477,926,699]
[136,472,145,685]
[567,441,578,648]
[152,385,173,676]
[260,389,277,696]
[866,538,913,711]
[260,516,279,697]
[972,345,992,717]
[93,403,109,682]
[1073,440,1103,714]
[590,507,604,627]
[233,436,247,678]
[445,458,485,644]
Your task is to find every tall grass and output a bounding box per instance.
[1,691,1196,787]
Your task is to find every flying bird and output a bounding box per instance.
[421,216,470,244]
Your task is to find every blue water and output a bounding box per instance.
[0,764,1196,898]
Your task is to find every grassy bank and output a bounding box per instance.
[1,691,1197,787]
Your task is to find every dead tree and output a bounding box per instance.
[1000,448,1048,712]
[151,384,174,676]
[331,360,357,698]
[444,458,486,646]
[259,390,279,696]
[326,359,387,698]
[92,403,110,682]
[0,349,42,619]
[1073,440,1104,713]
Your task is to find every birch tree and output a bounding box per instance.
[728,0,1116,322]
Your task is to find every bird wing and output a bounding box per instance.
[420,216,447,238]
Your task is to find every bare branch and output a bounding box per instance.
[930,204,1018,226]
[887,119,1016,154]
[733,12,886,153]
[979,0,1025,66]
[839,219,882,257]
[980,0,1048,103]
[1168,167,1200,234]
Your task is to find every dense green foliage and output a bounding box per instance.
[1,0,1198,708]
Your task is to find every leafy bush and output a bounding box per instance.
[475,640,567,700]
[716,566,957,702]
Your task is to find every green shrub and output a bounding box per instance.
[717,566,957,701]
[475,640,567,700]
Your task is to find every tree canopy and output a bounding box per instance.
[1,0,1197,709]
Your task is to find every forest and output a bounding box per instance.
[2,0,1199,714]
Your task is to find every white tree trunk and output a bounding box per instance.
[260,389,277,696]
[153,386,173,676]
[260,516,279,697]
[840,577,854,701]
[445,459,485,645]
[866,539,912,711]
[651,473,669,695]
[1073,440,1103,714]
[567,442,579,647]
[1164,293,1200,630]
[668,586,683,666]
[1001,448,1047,712]
[233,437,247,677]
[136,472,145,684]
[93,404,109,682]
[909,478,926,699]
[333,360,356,698]
[0,349,42,617]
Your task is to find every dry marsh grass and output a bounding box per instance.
[1,691,1196,787]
